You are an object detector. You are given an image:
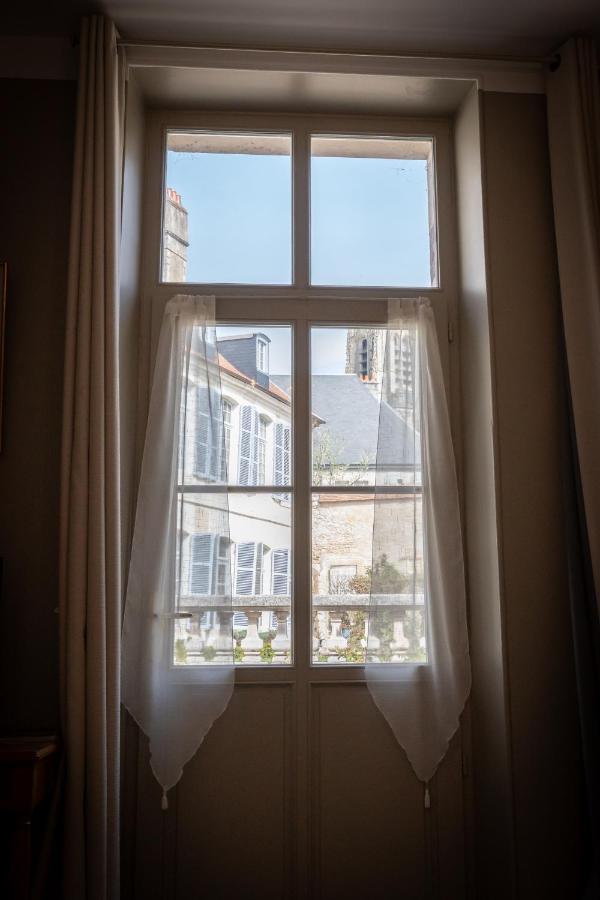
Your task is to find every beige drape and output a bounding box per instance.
[547,37,600,606]
[59,16,125,900]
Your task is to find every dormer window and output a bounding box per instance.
[257,337,269,374]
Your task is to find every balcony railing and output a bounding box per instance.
[173,593,426,665]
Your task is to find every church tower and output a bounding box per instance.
[345,328,416,410]
[345,329,385,382]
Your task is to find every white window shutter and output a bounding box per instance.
[272,548,290,595]
[194,386,211,477]
[274,423,291,485]
[220,401,232,481]
[194,387,223,480]
[216,537,230,595]
[255,543,264,595]
[239,405,259,485]
[189,533,215,595]
[235,542,256,595]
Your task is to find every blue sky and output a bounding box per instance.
[165,148,431,287]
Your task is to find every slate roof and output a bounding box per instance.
[271,373,419,468]
[218,353,291,404]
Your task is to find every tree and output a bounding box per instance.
[370,553,412,594]
[312,428,370,486]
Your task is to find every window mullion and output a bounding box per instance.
[293,319,311,671]
[293,126,310,289]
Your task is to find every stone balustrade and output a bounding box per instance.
[173,593,426,665]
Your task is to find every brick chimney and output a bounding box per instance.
[163,187,189,281]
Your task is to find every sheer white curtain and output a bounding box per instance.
[122,295,234,807]
[367,299,470,797]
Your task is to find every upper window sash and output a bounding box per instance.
[145,112,454,297]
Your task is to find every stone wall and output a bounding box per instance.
[312,495,423,594]
[163,188,189,281]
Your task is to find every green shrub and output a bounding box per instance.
[174,638,188,664]
[259,642,275,663]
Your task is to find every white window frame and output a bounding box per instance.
[140,109,461,681]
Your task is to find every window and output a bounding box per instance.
[359,338,370,377]
[149,113,455,669]
[311,325,424,663]
[310,135,435,287]
[186,323,294,665]
[329,565,358,593]
[257,338,269,373]
[163,131,292,284]
[187,533,229,596]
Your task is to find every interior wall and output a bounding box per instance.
[479,90,584,896]
[0,78,75,732]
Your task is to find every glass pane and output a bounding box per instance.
[312,493,424,665]
[175,493,233,666]
[230,492,292,665]
[367,487,425,664]
[312,491,373,665]
[311,325,421,487]
[217,325,292,487]
[311,324,424,665]
[310,136,435,287]
[175,493,292,666]
[164,132,292,284]
[311,326,382,486]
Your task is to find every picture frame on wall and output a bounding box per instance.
[0,263,6,452]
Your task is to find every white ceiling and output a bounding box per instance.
[2,0,599,58]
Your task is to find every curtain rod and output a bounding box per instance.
[115,38,559,68]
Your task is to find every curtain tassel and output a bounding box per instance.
[161,790,169,811]
[424,783,431,809]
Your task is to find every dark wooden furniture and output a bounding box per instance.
[0,736,59,900]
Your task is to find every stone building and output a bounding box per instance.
[346,326,416,410]
[163,187,189,281]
